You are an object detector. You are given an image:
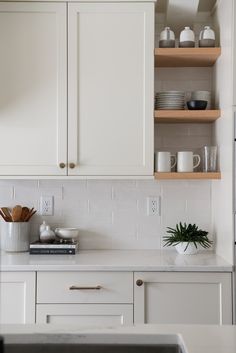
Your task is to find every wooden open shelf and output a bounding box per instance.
[155,47,221,67]
[154,172,221,180]
[154,110,221,123]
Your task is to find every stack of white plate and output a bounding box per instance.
[155,91,185,110]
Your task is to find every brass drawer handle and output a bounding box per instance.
[69,163,76,169]
[136,279,143,287]
[59,162,66,169]
[69,285,102,290]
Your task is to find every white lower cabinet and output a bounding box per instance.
[0,272,35,324]
[36,271,134,326]
[36,304,133,325]
[1,270,232,325]
[134,272,232,325]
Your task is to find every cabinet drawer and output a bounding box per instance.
[36,304,133,325]
[37,272,133,304]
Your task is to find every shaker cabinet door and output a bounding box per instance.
[0,3,67,175]
[68,3,154,176]
[0,272,36,324]
[134,272,232,325]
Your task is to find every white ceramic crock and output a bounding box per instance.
[1,222,30,252]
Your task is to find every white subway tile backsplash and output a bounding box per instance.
[0,179,213,250]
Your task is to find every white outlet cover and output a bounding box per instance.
[40,196,54,216]
[147,196,160,216]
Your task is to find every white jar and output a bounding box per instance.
[179,27,195,48]
[159,27,175,48]
[199,26,215,47]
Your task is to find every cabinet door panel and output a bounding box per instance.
[134,272,232,325]
[36,304,133,326]
[0,272,35,324]
[0,3,67,175]
[68,3,154,176]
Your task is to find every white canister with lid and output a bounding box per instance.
[199,26,215,47]
[179,27,195,48]
[159,27,175,48]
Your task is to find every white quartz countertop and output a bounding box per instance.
[0,249,233,272]
[1,324,236,353]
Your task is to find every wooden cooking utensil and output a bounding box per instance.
[24,208,36,222]
[0,209,9,222]
[21,207,29,222]
[1,207,12,222]
[26,209,37,222]
[12,205,22,222]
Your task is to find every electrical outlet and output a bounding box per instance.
[40,196,54,216]
[147,196,160,216]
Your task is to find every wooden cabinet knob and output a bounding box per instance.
[59,163,66,169]
[69,163,76,169]
[136,279,143,287]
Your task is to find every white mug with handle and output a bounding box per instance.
[177,151,201,172]
[155,151,176,172]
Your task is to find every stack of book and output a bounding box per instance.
[29,240,78,255]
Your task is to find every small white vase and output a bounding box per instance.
[175,242,199,255]
[40,225,55,243]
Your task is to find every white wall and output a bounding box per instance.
[212,0,234,264]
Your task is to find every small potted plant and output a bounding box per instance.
[163,222,213,255]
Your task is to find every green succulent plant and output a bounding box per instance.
[163,222,213,251]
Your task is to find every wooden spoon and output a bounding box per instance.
[24,208,35,222]
[21,207,29,222]
[12,205,22,222]
[26,209,37,222]
[1,207,12,222]
[0,209,9,222]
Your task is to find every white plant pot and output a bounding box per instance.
[175,242,199,255]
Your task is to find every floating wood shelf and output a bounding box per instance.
[154,172,221,180]
[155,47,221,67]
[154,110,221,123]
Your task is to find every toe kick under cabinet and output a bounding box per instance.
[36,272,133,326]
[0,1,154,177]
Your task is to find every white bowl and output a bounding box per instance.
[55,228,79,240]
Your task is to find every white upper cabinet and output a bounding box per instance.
[0,2,67,176]
[68,2,154,176]
[0,1,154,177]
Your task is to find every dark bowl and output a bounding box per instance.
[187,100,207,110]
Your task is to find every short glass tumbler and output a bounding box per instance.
[203,146,217,172]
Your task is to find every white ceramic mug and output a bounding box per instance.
[177,151,201,172]
[155,151,176,172]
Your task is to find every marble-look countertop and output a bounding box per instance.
[0,249,233,272]
[1,324,236,353]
